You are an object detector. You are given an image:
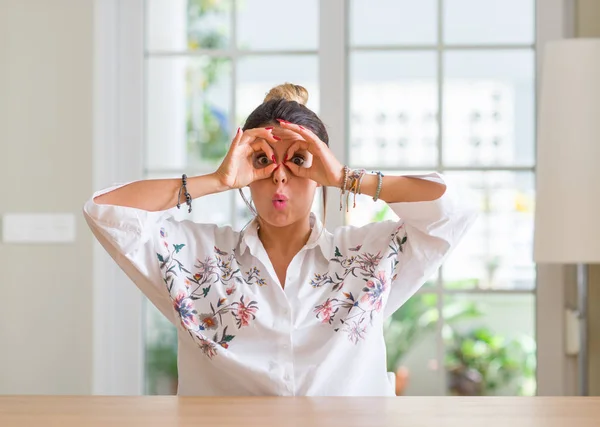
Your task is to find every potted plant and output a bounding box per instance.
[444,327,536,396]
[384,293,482,395]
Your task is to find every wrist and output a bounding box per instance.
[208,172,233,193]
[330,165,346,188]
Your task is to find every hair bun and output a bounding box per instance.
[264,83,309,105]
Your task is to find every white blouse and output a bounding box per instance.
[83,173,477,396]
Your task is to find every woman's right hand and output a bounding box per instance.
[215,127,279,189]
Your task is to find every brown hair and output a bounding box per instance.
[241,83,329,225]
[263,83,309,105]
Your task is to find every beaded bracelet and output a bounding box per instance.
[176,174,192,213]
[372,171,384,202]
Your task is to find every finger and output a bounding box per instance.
[284,160,310,179]
[249,138,275,160]
[254,163,278,180]
[230,127,243,146]
[284,140,311,163]
[277,120,324,149]
[240,127,279,145]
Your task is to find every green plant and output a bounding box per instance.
[186,0,231,163]
[187,0,229,50]
[444,327,536,396]
[186,62,230,163]
[145,321,178,395]
[372,204,392,222]
[384,294,482,372]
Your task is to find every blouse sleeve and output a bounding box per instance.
[381,172,478,318]
[333,173,477,319]
[82,182,224,325]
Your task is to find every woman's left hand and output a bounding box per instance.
[278,120,344,188]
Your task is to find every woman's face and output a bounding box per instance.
[248,126,318,228]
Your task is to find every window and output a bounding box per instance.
[141,0,538,396]
[142,0,320,394]
[347,0,536,395]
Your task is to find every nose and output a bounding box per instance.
[272,162,288,184]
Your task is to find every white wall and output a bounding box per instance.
[0,0,93,394]
[0,0,591,397]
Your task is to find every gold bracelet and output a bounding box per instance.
[357,169,366,194]
[348,168,364,210]
[341,168,367,211]
[354,169,366,207]
[346,176,356,212]
[339,166,350,211]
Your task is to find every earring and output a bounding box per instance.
[238,188,257,216]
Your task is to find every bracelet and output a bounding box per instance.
[339,167,367,211]
[346,180,354,212]
[347,168,366,210]
[372,171,384,202]
[177,174,192,213]
[339,166,349,211]
[356,169,366,196]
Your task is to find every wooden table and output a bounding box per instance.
[1,396,599,426]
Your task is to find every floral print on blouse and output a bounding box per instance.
[83,172,477,396]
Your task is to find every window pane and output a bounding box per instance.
[442,172,535,290]
[349,52,438,169]
[444,0,534,45]
[442,50,535,167]
[236,55,319,122]
[237,0,318,51]
[351,0,437,46]
[144,301,178,395]
[385,294,441,395]
[191,191,233,226]
[234,187,256,229]
[444,294,536,396]
[146,0,231,51]
[345,170,432,227]
[146,56,232,171]
[345,193,397,227]
[144,172,234,226]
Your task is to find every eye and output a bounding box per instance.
[291,155,305,166]
[254,154,272,168]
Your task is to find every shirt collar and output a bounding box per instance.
[238,212,332,261]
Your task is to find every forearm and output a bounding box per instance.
[358,174,446,204]
[93,172,229,212]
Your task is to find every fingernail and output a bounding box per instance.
[276,118,287,124]
[265,127,273,130]
[273,135,281,141]
[237,127,241,133]
[298,125,305,130]
[284,155,288,162]
[271,155,277,163]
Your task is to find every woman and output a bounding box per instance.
[83,83,477,396]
